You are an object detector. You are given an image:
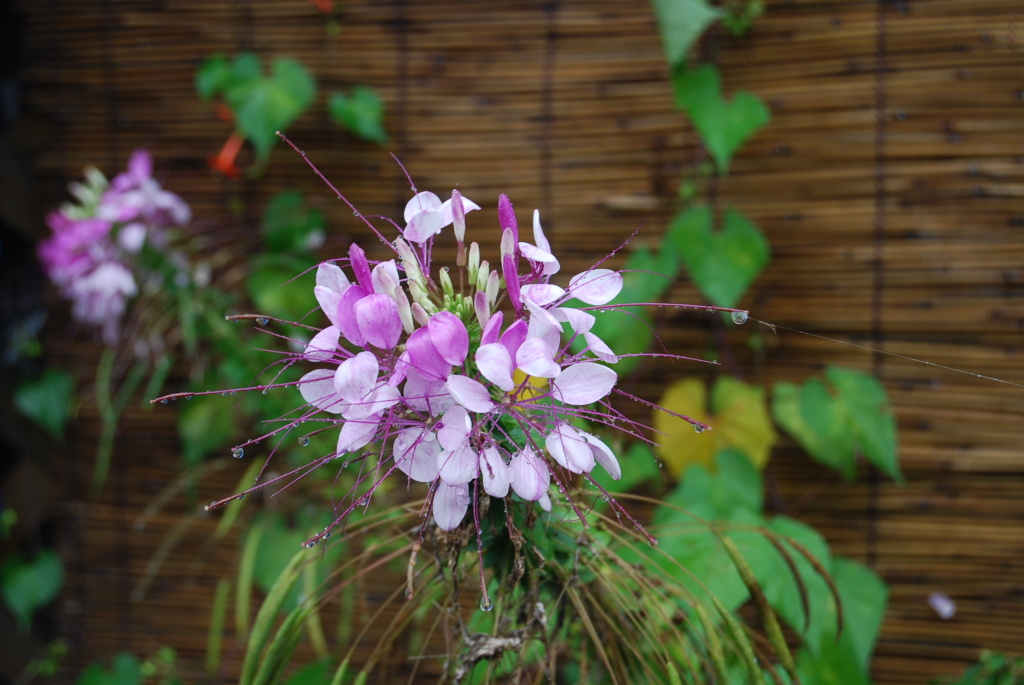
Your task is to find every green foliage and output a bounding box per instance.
[196,53,316,162]
[672,64,771,174]
[246,254,318,322]
[328,86,390,145]
[76,649,179,685]
[262,190,326,254]
[1,548,63,630]
[14,368,75,440]
[935,652,1024,685]
[666,203,770,309]
[651,0,722,69]
[773,366,901,482]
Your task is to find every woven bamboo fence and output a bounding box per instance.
[10,0,1024,682]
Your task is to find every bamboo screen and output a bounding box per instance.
[12,0,1024,683]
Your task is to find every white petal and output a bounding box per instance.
[584,433,621,480]
[438,442,478,485]
[475,343,515,392]
[316,262,350,294]
[519,243,560,276]
[334,351,378,403]
[404,191,442,221]
[393,428,441,482]
[314,285,342,329]
[433,483,470,531]
[583,331,619,363]
[568,268,623,305]
[404,209,446,243]
[303,326,340,362]
[520,283,565,307]
[552,307,595,334]
[299,368,344,414]
[550,362,616,405]
[515,337,561,379]
[446,375,496,413]
[545,423,595,474]
[438,405,472,450]
[336,415,381,453]
[479,444,510,497]
[508,448,549,501]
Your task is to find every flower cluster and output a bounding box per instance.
[286,189,630,535]
[38,150,191,344]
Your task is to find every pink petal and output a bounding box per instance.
[336,414,381,453]
[583,331,618,363]
[316,262,350,294]
[348,243,373,291]
[497,194,518,243]
[550,362,617,405]
[428,311,469,365]
[438,405,472,450]
[314,285,342,329]
[568,268,623,305]
[299,368,343,414]
[520,283,565,306]
[545,423,595,474]
[502,248,522,313]
[404,209,446,243]
[349,385,399,420]
[393,428,441,482]
[480,310,504,346]
[446,375,495,413]
[303,326,340,362]
[532,209,552,254]
[371,260,400,295]
[508,448,550,501]
[499,319,528,360]
[515,337,561,379]
[402,368,453,416]
[438,442,478,485]
[433,483,470,531]
[584,433,621,480]
[479,444,510,497]
[475,343,515,392]
[406,327,452,381]
[474,291,491,330]
[552,307,595,334]
[404,191,443,222]
[538,493,552,512]
[355,293,402,349]
[335,285,370,347]
[334,351,378,403]
[525,300,562,351]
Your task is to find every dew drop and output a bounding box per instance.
[221,392,228,397]
[230,391,237,397]
[405,586,414,599]
[231,446,244,459]
[185,394,193,400]
[237,494,245,501]
[693,424,706,434]
[256,317,269,326]
[298,436,310,447]
[479,598,493,612]
[261,387,269,395]
[160,399,168,404]
[648,537,659,547]
[731,310,749,325]
[353,211,361,218]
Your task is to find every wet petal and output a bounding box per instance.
[316,262,350,294]
[568,268,623,305]
[520,283,565,306]
[334,351,378,403]
[438,442,478,485]
[336,414,381,453]
[480,310,504,346]
[583,331,618,363]
[314,285,342,329]
[404,191,443,222]
[480,444,510,497]
[515,337,561,379]
[355,293,402,349]
[552,307,595,334]
[303,326,340,362]
[405,209,446,243]
[475,343,515,392]
[428,311,469,365]
[299,368,343,414]
[393,428,441,482]
[545,423,595,474]
[584,433,620,480]
[335,284,369,347]
[433,482,470,531]
[550,362,616,405]
[406,327,451,381]
[446,375,495,413]
[438,405,472,451]
[508,448,550,501]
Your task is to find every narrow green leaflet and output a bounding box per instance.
[328,86,390,145]
[651,0,722,69]
[14,368,75,440]
[772,366,901,482]
[672,64,771,173]
[666,203,770,309]
[1,548,64,630]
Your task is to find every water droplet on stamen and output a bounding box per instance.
[231,447,244,459]
[256,317,269,326]
[261,387,269,395]
[230,391,237,396]
[298,436,310,447]
[160,399,168,404]
[479,598,493,612]
[693,424,706,434]
[731,310,749,325]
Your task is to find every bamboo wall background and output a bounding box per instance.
[9,0,1024,682]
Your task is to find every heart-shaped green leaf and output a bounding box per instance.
[667,203,770,308]
[328,85,389,145]
[651,0,722,69]
[14,369,75,441]
[1,549,64,630]
[262,190,326,254]
[672,64,770,173]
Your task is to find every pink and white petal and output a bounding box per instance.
[584,433,621,480]
[479,444,510,497]
[532,209,553,255]
[336,414,381,454]
[525,301,562,352]
[393,428,441,482]
[538,493,552,512]
[348,243,374,292]
[567,268,623,306]
[515,337,561,379]
[545,423,595,474]
[334,351,379,403]
[355,293,402,350]
[499,319,528,359]
[475,343,515,392]
[335,285,370,347]
[358,385,400,419]
[404,209,446,243]
[316,262,351,294]
[437,405,472,451]
[404,191,443,222]
[437,442,478,485]
[552,307,595,335]
[480,310,504,346]
[427,311,469,365]
[474,291,492,330]
[303,326,341,362]
[314,285,343,329]
[446,375,496,413]
[439,194,481,223]
[406,327,452,381]
[433,483,470,531]
[519,244,560,276]
[299,368,344,414]
[550,362,617,405]
[371,260,400,295]
[520,283,565,307]
[583,331,619,363]
[508,448,550,501]
[402,368,453,415]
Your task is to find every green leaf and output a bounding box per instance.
[14,369,75,440]
[262,190,326,254]
[667,203,770,309]
[672,64,770,173]
[328,86,390,145]
[76,652,144,685]
[651,0,722,69]
[284,660,333,685]
[589,441,662,499]
[195,55,232,100]
[1,549,64,630]
[246,254,318,321]
[796,638,870,685]
[825,367,901,481]
[178,395,236,466]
